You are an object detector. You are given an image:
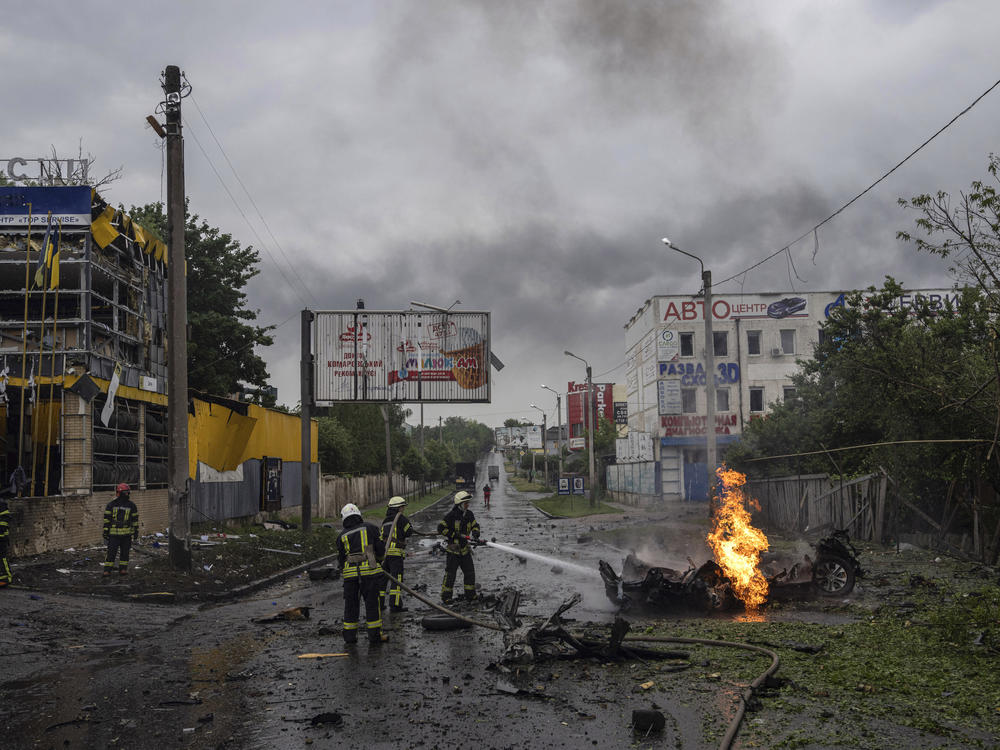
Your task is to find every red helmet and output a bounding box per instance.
[116,483,131,493]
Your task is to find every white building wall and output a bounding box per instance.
[621,288,957,502]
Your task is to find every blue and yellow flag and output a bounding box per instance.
[32,215,59,289]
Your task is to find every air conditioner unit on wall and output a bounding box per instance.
[770,347,783,357]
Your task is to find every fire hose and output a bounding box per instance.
[378,533,779,750]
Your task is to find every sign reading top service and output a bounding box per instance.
[0,185,92,226]
[313,310,490,404]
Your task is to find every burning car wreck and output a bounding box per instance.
[599,530,865,613]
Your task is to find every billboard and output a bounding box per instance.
[525,425,542,450]
[0,185,92,227]
[313,310,490,404]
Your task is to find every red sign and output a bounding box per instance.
[566,382,613,449]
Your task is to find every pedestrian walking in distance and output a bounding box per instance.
[380,496,414,612]
[103,483,139,576]
[482,483,492,510]
[0,493,11,588]
[336,503,387,645]
[438,490,481,603]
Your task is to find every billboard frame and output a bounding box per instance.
[310,309,491,406]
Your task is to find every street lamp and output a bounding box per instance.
[540,384,562,478]
[662,237,716,507]
[564,350,596,504]
[529,403,547,486]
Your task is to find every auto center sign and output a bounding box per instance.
[661,290,961,323]
[661,294,810,322]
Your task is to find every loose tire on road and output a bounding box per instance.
[421,613,473,631]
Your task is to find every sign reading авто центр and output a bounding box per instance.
[313,310,490,404]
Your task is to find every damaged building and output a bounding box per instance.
[0,185,316,555]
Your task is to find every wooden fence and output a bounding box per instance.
[745,471,888,542]
[317,473,446,519]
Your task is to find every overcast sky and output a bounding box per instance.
[5,0,999,429]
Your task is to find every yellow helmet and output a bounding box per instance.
[454,491,471,505]
[388,496,406,508]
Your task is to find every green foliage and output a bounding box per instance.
[319,403,410,474]
[424,439,456,482]
[399,445,430,481]
[415,416,493,463]
[316,415,354,473]
[727,276,997,530]
[531,494,622,517]
[127,201,274,398]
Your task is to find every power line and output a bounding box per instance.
[182,117,313,309]
[189,95,319,307]
[716,75,1000,288]
[744,438,989,463]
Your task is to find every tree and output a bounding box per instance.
[897,153,1000,304]
[128,201,274,399]
[399,446,430,482]
[320,403,410,474]
[316,415,355,473]
[425,440,456,482]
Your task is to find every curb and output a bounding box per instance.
[198,493,455,606]
[197,552,341,606]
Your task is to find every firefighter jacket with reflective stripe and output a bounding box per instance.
[103,496,139,538]
[438,505,480,555]
[337,515,385,579]
[381,510,413,558]
[0,499,9,542]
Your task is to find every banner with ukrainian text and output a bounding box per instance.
[313,310,491,404]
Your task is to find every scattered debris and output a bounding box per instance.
[310,712,343,727]
[308,566,340,581]
[639,681,655,690]
[495,590,689,665]
[128,592,177,604]
[631,708,665,735]
[297,653,349,659]
[254,606,311,623]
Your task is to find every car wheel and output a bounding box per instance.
[813,556,855,596]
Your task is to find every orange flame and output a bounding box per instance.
[706,466,769,610]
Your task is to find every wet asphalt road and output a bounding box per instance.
[2,454,726,749]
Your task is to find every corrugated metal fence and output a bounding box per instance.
[745,471,888,542]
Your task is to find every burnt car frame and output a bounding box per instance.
[599,530,864,612]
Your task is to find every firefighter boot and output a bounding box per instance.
[369,627,388,645]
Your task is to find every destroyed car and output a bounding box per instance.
[599,530,864,612]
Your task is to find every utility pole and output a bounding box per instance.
[586,365,596,506]
[164,65,190,571]
[663,238,717,509]
[541,384,562,479]
[565,351,597,505]
[381,405,393,495]
[300,309,313,532]
[703,268,717,512]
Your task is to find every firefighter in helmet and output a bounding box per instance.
[380,496,415,612]
[437,490,481,603]
[102,483,139,576]
[336,503,387,645]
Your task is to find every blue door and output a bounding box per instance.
[684,462,708,501]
